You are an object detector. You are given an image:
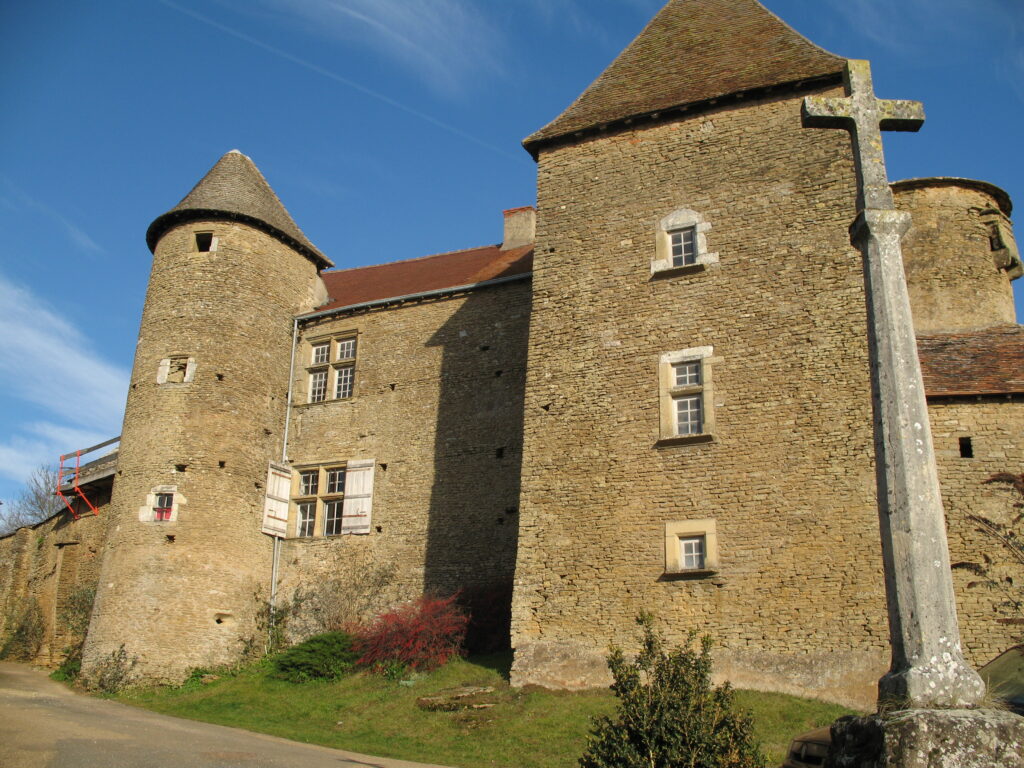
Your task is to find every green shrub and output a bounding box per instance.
[579,614,763,768]
[272,631,359,682]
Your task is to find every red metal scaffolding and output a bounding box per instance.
[56,436,120,519]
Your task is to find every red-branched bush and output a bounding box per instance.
[354,594,469,673]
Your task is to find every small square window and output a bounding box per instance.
[312,343,330,365]
[309,370,328,403]
[154,493,173,522]
[337,338,356,360]
[670,228,696,267]
[299,470,319,496]
[665,519,718,574]
[335,366,354,400]
[297,502,316,537]
[326,467,345,495]
[323,500,343,536]
[674,361,701,387]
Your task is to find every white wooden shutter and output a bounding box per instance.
[341,459,375,535]
[261,462,292,537]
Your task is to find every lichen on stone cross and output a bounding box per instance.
[802,60,986,709]
[803,59,924,211]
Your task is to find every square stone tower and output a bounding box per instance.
[510,0,891,703]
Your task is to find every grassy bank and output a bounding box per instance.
[118,654,857,767]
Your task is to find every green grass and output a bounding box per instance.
[117,653,859,768]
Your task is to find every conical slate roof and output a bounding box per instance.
[524,0,845,154]
[146,150,332,269]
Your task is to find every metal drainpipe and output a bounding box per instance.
[269,316,300,647]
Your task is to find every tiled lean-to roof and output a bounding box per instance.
[918,325,1024,397]
[314,244,533,313]
[525,0,845,153]
[146,150,332,269]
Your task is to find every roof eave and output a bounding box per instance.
[522,73,844,159]
[146,208,334,270]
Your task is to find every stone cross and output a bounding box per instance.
[803,60,985,708]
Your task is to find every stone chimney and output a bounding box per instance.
[502,206,535,250]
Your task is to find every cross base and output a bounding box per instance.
[826,709,1024,768]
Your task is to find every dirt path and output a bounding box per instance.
[0,662,451,768]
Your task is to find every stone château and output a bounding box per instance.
[1,0,1021,708]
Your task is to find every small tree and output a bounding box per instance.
[580,614,763,768]
[0,465,63,535]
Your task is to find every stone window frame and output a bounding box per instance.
[305,333,359,405]
[651,208,718,278]
[980,209,1023,278]
[157,355,196,385]
[664,518,719,575]
[138,485,185,523]
[656,346,718,446]
[290,462,348,538]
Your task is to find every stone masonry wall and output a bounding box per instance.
[0,499,112,665]
[895,181,1018,333]
[279,280,530,641]
[512,87,892,708]
[82,220,325,684]
[931,398,1024,664]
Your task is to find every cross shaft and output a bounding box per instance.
[802,60,984,708]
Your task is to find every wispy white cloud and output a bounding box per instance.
[0,177,104,255]
[159,0,515,157]
[0,273,128,488]
[821,0,1016,55]
[518,0,661,47]
[251,0,505,96]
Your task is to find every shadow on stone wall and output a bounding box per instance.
[424,283,531,652]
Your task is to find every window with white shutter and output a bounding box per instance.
[261,462,291,537]
[341,459,375,535]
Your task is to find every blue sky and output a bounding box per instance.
[1,0,1021,504]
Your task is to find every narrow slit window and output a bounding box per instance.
[959,437,974,458]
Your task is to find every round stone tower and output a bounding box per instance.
[894,177,1020,333]
[82,151,331,683]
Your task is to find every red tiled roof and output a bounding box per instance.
[525,0,845,152]
[918,325,1024,397]
[314,244,533,313]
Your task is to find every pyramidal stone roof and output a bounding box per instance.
[146,150,332,269]
[524,0,845,153]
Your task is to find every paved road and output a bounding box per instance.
[0,662,451,768]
